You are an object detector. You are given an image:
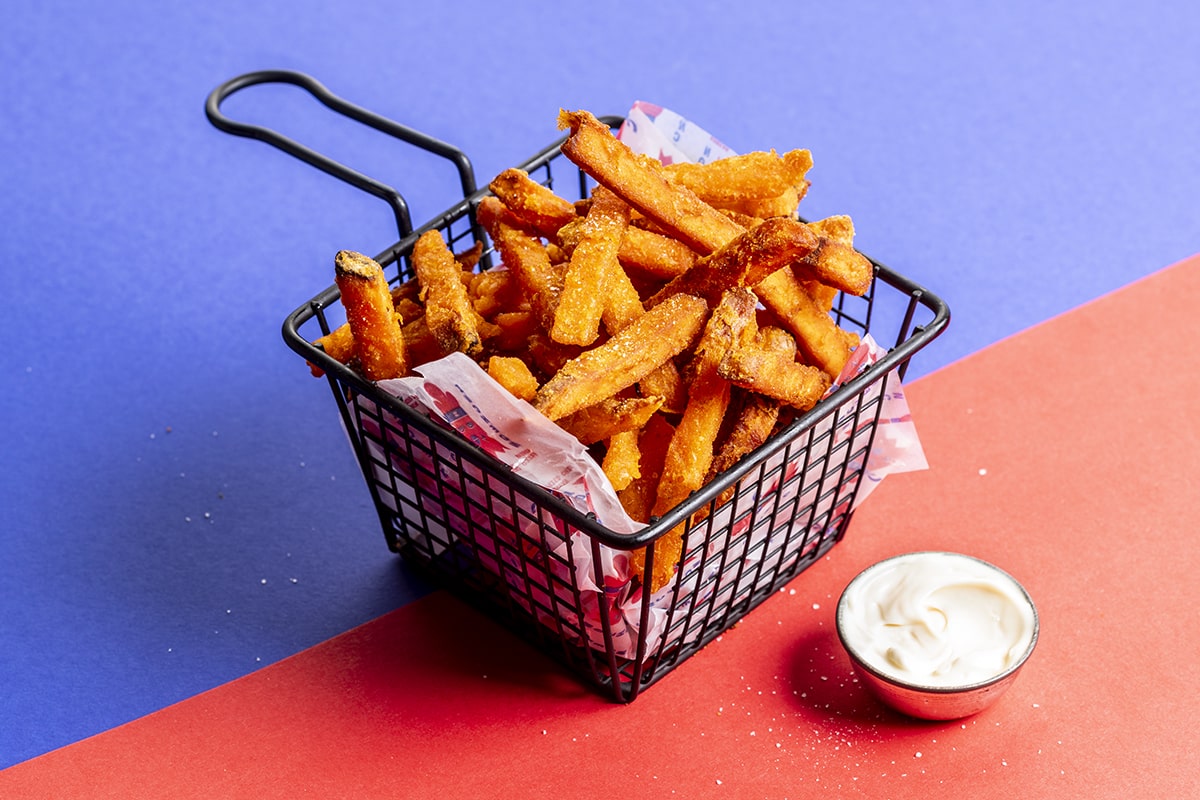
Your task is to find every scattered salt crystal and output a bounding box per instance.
[260,579,267,585]
[915,752,922,758]
[290,578,298,584]
[979,468,988,476]
[812,603,820,610]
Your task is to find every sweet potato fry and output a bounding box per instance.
[310,322,356,376]
[601,430,641,492]
[756,265,859,378]
[334,250,407,381]
[665,148,813,208]
[615,225,697,280]
[557,109,744,254]
[552,186,631,346]
[487,220,564,335]
[412,230,483,357]
[619,414,675,526]
[468,269,526,319]
[790,216,873,298]
[646,216,819,308]
[486,355,539,402]
[642,288,757,591]
[489,167,579,239]
[533,292,708,421]
[703,392,782,512]
[719,325,832,411]
[557,395,664,445]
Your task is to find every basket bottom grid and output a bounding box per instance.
[352,378,879,702]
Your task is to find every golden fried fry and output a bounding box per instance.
[790,216,873,298]
[616,225,697,280]
[665,148,813,208]
[486,355,539,402]
[551,186,631,346]
[454,240,484,271]
[557,395,664,445]
[487,220,564,335]
[756,265,859,378]
[642,289,757,591]
[646,216,819,308]
[334,250,407,381]
[704,392,782,512]
[637,361,687,416]
[619,414,675,526]
[709,393,781,480]
[557,109,744,254]
[468,269,526,319]
[401,315,449,366]
[487,310,539,352]
[719,325,832,411]
[533,293,708,421]
[601,430,641,492]
[724,186,803,219]
[310,321,357,376]
[412,230,483,357]
[489,168,579,239]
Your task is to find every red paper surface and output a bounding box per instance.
[4,255,1198,798]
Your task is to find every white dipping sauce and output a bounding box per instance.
[838,552,1037,688]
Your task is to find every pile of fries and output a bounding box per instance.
[313,109,874,592]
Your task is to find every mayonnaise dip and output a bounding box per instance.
[837,552,1037,688]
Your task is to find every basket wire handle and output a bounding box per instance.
[205,69,478,241]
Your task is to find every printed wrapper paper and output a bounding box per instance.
[355,105,927,661]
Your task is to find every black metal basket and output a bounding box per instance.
[206,70,950,703]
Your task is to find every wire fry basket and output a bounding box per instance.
[206,70,950,703]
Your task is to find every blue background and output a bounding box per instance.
[2,0,1197,769]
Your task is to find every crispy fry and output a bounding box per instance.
[637,361,687,416]
[619,414,675,526]
[398,315,448,366]
[557,395,664,445]
[725,186,803,219]
[646,216,819,308]
[601,430,641,492]
[617,225,697,280]
[704,392,782,511]
[552,186,631,346]
[486,355,539,402]
[468,269,527,319]
[454,240,484,271]
[665,148,813,208]
[334,250,408,381]
[487,310,539,352]
[489,168,579,239]
[557,109,744,254]
[791,216,873,298]
[412,230,483,357]
[756,266,859,378]
[310,321,357,376]
[719,325,832,411]
[487,220,564,335]
[533,293,708,421]
[641,289,757,591]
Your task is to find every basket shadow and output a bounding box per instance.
[781,627,943,733]
[359,585,601,710]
